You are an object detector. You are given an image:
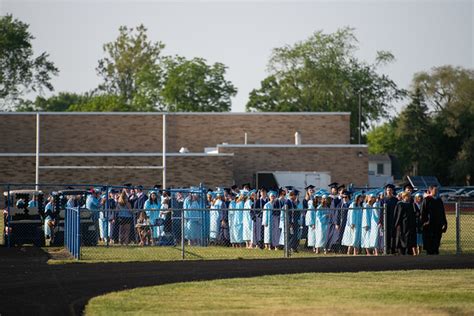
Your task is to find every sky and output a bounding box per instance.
[1,0,473,114]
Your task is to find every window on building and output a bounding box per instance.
[377,163,384,175]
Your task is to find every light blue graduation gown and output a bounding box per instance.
[305,201,316,247]
[361,202,372,248]
[28,200,37,208]
[315,204,329,248]
[229,201,244,243]
[369,201,382,248]
[210,199,223,240]
[184,197,201,240]
[242,199,253,242]
[262,201,273,244]
[341,202,362,247]
[44,202,54,237]
[144,200,161,239]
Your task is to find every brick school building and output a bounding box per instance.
[0,112,367,188]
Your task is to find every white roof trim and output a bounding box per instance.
[217,144,368,148]
[0,152,234,157]
[0,111,350,116]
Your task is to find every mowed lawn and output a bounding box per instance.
[85,269,474,315]
[48,213,474,263]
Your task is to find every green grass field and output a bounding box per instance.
[85,269,474,315]
[46,213,474,263]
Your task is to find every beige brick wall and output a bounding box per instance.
[0,113,350,153]
[0,155,234,189]
[218,146,368,187]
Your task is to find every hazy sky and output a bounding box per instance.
[1,0,473,113]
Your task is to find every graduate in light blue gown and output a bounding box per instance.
[229,191,245,247]
[361,194,375,254]
[43,195,55,239]
[414,192,424,255]
[262,191,277,250]
[243,189,256,248]
[305,195,317,251]
[315,195,330,254]
[341,193,363,255]
[184,193,201,245]
[369,192,384,255]
[144,190,161,242]
[86,188,101,241]
[209,190,224,242]
[28,195,38,208]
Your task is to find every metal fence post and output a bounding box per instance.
[181,209,185,260]
[456,202,461,255]
[7,184,10,248]
[77,206,81,260]
[105,185,109,248]
[383,203,387,256]
[284,205,289,258]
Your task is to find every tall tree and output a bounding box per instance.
[246,27,404,142]
[0,14,58,110]
[413,66,474,184]
[161,57,237,112]
[96,24,165,110]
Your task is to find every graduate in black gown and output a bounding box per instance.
[394,191,417,255]
[252,187,268,249]
[380,184,399,254]
[326,184,344,252]
[285,190,300,252]
[421,185,447,255]
[271,189,286,249]
[334,190,351,253]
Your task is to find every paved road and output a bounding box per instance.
[0,247,473,316]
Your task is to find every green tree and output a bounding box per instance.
[394,88,432,176]
[413,66,474,184]
[67,94,127,112]
[0,14,58,110]
[246,27,404,142]
[366,120,398,155]
[15,92,89,111]
[96,24,164,110]
[161,57,237,112]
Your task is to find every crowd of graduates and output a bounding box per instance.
[201,182,448,256]
[36,181,448,256]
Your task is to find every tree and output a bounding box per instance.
[161,57,237,112]
[67,94,127,112]
[0,14,58,110]
[413,66,474,184]
[96,24,165,110]
[246,27,404,142]
[394,88,432,176]
[366,120,398,155]
[15,92,89,111]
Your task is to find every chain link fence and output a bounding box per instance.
[1,183,473,261]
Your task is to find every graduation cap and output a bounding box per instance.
[293,189,300,196]
[403,183,414,191]
[278,188,286,195]
[223,187,231,194]
[153,184,162,190]
[123,183,132,188]
[248,189,257,195]
[148,190,158,196]
[304,184,315,190]
[285,185,294,191]
[341,190,351,197]
[385,183,396,190]
[241,183,251,189]
[337,184,346,191]
[328,182,339,189]
[268,190,277,197]
[259,186,267,192]
[231,185,238,190]
[135,185,144,190]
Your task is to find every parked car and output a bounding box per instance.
[2,190,46,247]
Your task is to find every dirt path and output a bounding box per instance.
[0,247,473,316]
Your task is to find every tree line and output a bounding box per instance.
[1,14,472,185]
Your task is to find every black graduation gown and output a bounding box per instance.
[271,199,284,247]
[326,197,342,249]
[335,201,350,245]
[394,201,417,252]
[421,196,447,254]
[285,199,300,250]
[380,196,399,253]
[253,197,268,246]
[217,208,230,246]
